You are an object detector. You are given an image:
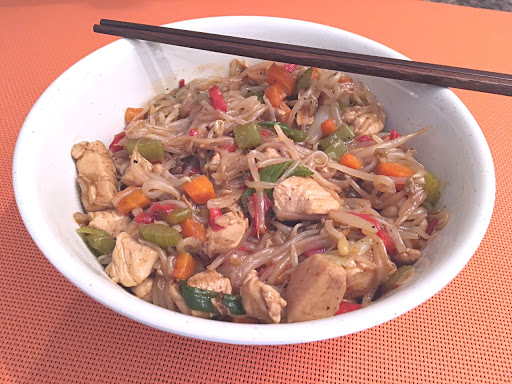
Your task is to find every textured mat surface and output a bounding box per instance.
[1,0,511,382]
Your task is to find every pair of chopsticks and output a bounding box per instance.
[93,19,512,96]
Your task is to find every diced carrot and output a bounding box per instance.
[277,102,291,123]
[181,218,207,242]
[377,162,415,178]
[321,118,338,137]
[172,251,197,280]
[267,63,296,96]
[125,107,143,124]
[339,153,363,169]
[338,75,353,84]
[116,188,151,215]
[264,84,286,108]
[182,175,216,205]
[311,68,320,80]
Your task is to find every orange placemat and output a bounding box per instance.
[1,0,511,382]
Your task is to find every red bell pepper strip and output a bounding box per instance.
[335,301,361,315]
[247,193,272,236]
[348,212,396,255]
[426,217,439,235]
[209,86,227,112]
[282,64,297,73]
[356,135,373,142]
[150,203,176,217]
[189,129,199,136]
[134,211,156,224]
[389,129,400,140]
[178,79,185,88]
[208,208,223,231]
[109,132,126,152]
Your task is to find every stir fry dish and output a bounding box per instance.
[72,60,448,323]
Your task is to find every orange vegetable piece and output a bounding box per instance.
[377,162,415,178]
[339,153,363,169]
[125,107,144,124]
[311,68,320,80]
[264,84,286,108]
[116,188,151,215]
[182,175,216,204]
[267,63,296,96]
[321,118,338,137]
[338,75,353,84]
[172,251,197,280]
[181,218,207,243]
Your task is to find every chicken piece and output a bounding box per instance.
[105,232,159,287]
[206,212,248,255]
[272,176,341,220]
[87,210,131,237]
[392,248,422,265]
[295,92,318,127]
[131,277,153,302]
[342,103,385,136]
[285,254,347,322]
[344,265,376,300]
[121,148,153,187]
[240,270,286,324]
[187,270,232,294]
[263,146,282,159]
[71,141,118,212]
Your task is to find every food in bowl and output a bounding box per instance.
[71,59,448,324]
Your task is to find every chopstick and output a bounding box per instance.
[93,19,512,96]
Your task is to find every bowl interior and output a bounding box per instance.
[13,16,495,344]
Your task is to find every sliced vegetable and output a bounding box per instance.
[208,208,223,231]
[172,252,197,280]
[134,211,156,224]
[258,121,307,142]
[426,217,439,235]
[321,118,338,137]
[382,266,415,293]
[178,79,185,88]
[282,63,297,73]
[125,107,143,124]
[209,85,227,112]
[277,102,292,123]
[424,170,441,205]
[188,128,199,136]
[338,75,353,84]
[123,138,165,163]
[234,122,263,149]
[116,188,151,215]
[246,90,264,103]
[324,140,348,162]
[181,218,207,242]
[77,226,116,256]
[339,153,363,169]
[296,67,314,91]
[180,281,245,315]
[264,84,286,108]
[267,63,296,96]
[335,301,361,315]
[356,135,373,142]
[389,129,400,140]
[377,162,415,178]
[348,212,396,255]
[163,207,192,226]
[319,124,355,149]
[109,132,126,152]
[182,175,216,204]
[247,192,272,236]
[259,161,313,182]
[150,203,177,216]
[138,223,181,249]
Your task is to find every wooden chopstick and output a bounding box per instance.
[93,19,512,96]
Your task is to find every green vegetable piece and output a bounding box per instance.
[324,140,347,161]
[382,266,415,293]
[319,124,355,150]
[234,122,263,149]
[296,67,314,91]
[138,224,181,249]
[246,91,264,103]
[163,207,192,225]
[258,121,308,142]
[241,187,255,210]
[123,138,165,162]
[260,161,313,182]
[290,165,315,178]
[180,281,246,315]
[77,226,116,256]
[424,170,441,205]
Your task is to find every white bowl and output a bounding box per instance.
[13,16,495,345]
